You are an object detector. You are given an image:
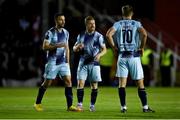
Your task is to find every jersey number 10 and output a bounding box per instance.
[122,29,132,43]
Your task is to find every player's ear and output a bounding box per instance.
[131,12,134,16]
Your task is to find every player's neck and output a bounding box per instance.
[55,26,63,32]
[122,16,132,20]
[86,30,95,35]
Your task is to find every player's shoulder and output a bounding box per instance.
[114,21,121,26]
[45,27,56,35]
[120,19,141,24]
[94,31,104,41]
[93,31,103,40]
[131,19,141,24]
[48,27,56,32]
[62,28,69,34]
[95,31,103,37]
[44,27,54,37]
[77,31,85,38]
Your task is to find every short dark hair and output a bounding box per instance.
[122,5,133,17]
[84,16,95,25]
[54,13,64,20]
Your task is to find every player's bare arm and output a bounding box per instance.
[94,45,107,61]
[106,27,118,56]
[106,27,116,47]
[138,27,147,55]
[73,43,84,52]
[66,43,70,63]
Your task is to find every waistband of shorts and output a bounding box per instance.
[83,61,100,66]
[47,61,66,65]
[92,61,100,66]
[119,51,141,58]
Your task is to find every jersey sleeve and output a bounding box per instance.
[44,30,52,43]
[99,35,106,47]
[112,22,120,31]
[136,21,143,28]
[74,34,81,46]
[65,30,69,44]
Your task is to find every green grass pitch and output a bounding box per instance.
[0,87,180,119]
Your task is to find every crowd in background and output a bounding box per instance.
[0,0,43,86]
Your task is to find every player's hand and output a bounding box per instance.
[138,48,144,56]
[75,43,84,52]
[78,43,84,49]
[94,54,101,62]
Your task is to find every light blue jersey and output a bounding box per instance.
[113,20,141,52]
[74,31,105,81]
[43,27,70,80]
[113,20,144,80]
[44,27,69,64]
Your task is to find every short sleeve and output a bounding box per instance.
[112,22,120,31]
[64,29,69,44]
[136,21,142,28]
[74,34,81,46]
[99,35,106,47]
[44,31,52,42]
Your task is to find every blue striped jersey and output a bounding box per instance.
[75,31,105,59]
[44,27,69,64]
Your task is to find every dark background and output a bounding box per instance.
[0,0,179,86]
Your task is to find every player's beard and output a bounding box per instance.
[91,27,95,31]
[57,24,64,29]
[87,27,95,33]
